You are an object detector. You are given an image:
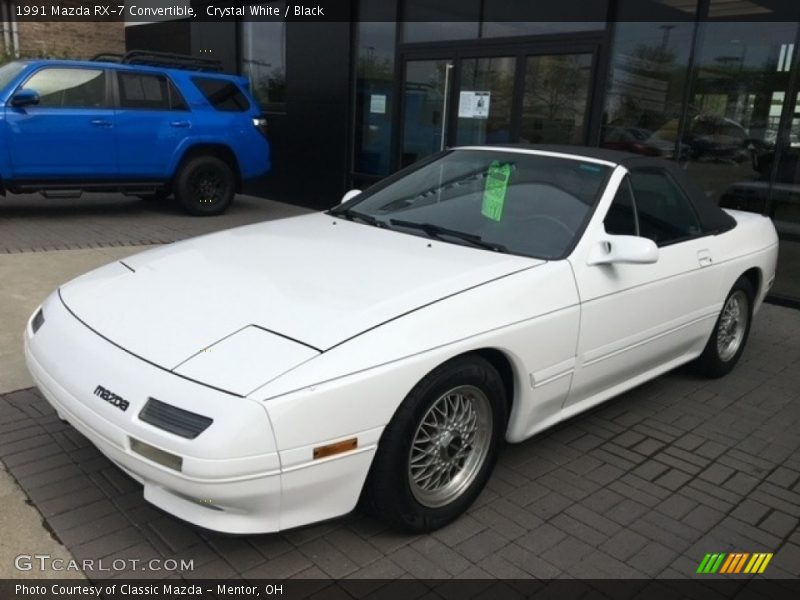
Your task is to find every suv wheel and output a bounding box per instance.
[175,155,235,216]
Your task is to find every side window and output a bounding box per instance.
[191,77,250,112]
[629,169,703,246]
[604,177,638,236]
[22,68,107,108]
[118,72,187,110]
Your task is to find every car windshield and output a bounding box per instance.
[0,61,26,91]
[334,149,612,259]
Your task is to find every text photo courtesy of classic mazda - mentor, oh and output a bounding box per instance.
[23,146,778,534]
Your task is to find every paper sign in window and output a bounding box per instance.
[458,91,490,119]
[369,94,386,114]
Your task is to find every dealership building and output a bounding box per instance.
[125,0,800,305]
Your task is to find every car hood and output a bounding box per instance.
[59,213,540,391]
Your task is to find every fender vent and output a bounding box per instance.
[139,398,213,439]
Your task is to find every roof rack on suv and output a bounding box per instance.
[91,50,224,73]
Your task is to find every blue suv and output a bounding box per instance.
[0,51,271,215]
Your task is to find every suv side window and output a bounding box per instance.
[118,72,188,110]
[22,68,107,108]
[604,177,639,237]
[629,169,703,246]
[192,77,249,112]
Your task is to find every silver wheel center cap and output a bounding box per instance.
[438,431,462,460]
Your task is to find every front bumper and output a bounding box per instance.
[24,291,374,534]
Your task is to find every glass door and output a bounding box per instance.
[519,53,594,144]
[398,43,599,169]
[455,56,516,146]
[401,60,453,167]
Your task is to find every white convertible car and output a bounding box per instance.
[25,146,778,534]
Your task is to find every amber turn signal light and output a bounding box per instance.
[313,437,357,460]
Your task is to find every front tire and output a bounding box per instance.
[174,155,235,216]
[363,355,507,532]
[694,276,754,378]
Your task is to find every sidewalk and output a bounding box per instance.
[0,246,146,394]
[1,246,146,578]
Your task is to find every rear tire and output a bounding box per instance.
[362,355,507,532]
[174,155,235,216]
[694,276,754,378]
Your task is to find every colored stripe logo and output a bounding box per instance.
[696,552,773,574]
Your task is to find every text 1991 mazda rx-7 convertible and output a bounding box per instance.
[25,146,778,534]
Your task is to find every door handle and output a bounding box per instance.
[697,249,713,267]
[89,119,112,128]
[170,120,191,128]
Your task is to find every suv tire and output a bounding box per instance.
[175,155,235,216]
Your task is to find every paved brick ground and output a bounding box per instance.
[2,305,799,580]
[0,193,309,253]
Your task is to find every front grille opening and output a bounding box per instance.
[130,438,183,471]
[139,398,213,439]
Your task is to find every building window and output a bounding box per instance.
[456,56,516,146]
[0,0,19,58]
[521,53,593,145]
[401,0,480,43]
[689,20,800,302]
[241,4,286,106]
[601,20,697,159]
[683,21,799,200]
[480,22,604,38]
[353,21,396,176]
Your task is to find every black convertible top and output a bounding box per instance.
[489,144,737,235]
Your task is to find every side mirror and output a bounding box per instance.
[340,189,362,205]
[587,234,659,266]
[11,89,40,108]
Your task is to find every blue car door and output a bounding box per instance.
[112,71,193,179]
[6,66,117,179]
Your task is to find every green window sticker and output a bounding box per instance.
[482,161,512,222]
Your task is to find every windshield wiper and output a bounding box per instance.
[329,208,385,228]
[389,219,508,253]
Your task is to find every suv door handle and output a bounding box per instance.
[697,249,713,267]
[170,120,191,128]
[89,119,112,128]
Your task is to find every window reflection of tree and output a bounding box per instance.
[522,55,590,144]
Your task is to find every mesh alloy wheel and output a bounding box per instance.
[407,385,492,508]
